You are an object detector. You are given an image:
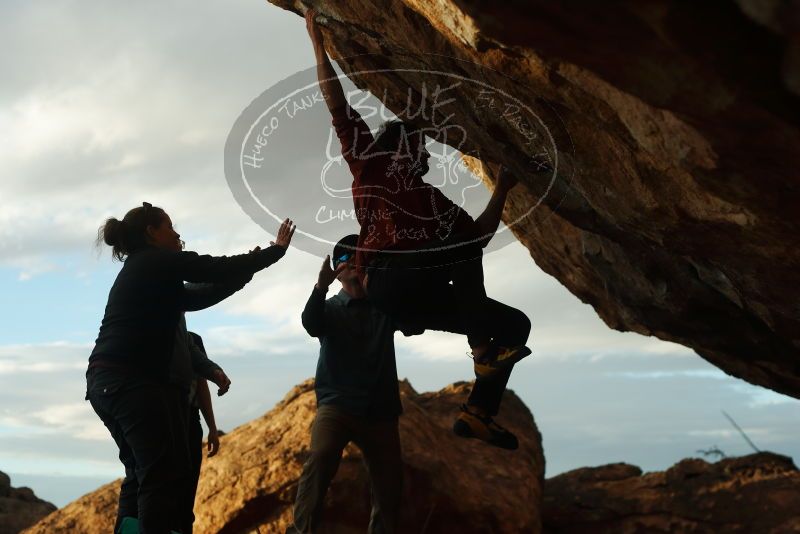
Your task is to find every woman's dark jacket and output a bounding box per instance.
[88,244,285,382]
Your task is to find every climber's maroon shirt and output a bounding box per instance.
[331,104,477,282]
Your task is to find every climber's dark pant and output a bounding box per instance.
[182,407,203,534]
[88,382,192,534]
[287,405,403,534]
[367,243,531,416]
[367,240,491,348]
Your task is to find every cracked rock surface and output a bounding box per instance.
[268,0,800,398]
[543,452,800,533]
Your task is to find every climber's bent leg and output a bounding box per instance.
[366,241,490,349]
[467,299,531,415]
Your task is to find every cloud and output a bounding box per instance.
[729,384,797,408]
[215,250,323,325]
[201,323,315,358]
[0,341,91,373]
[607,369,728,380]
[0,359,84,374]
[0,0,308,277]
[29,402,109,441]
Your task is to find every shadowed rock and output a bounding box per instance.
[543,452,800,533]
[0,471,57,534]
[265,0,800,398]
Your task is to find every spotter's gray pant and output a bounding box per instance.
[287,404,403,534]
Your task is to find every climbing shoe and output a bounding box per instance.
[453,404,518,450]
[473,344,532,377]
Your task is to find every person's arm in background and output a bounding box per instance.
[188,332,231,396]
[182,275,252,312]
[474,165,518,248]
[301,255,346,338]
[195,378,220,457]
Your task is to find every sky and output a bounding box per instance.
[1,0,799,509]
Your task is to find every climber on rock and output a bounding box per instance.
[305,9,532,450]
[289,235,418,534]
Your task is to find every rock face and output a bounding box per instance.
[24,379,800,534]
[0,471,56,534]
[24,379,544,533]
[266,0,800,398]
[542,452,800,533]
[19,479,118,534]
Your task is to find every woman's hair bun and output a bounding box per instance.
[95,204,166,261]
[101,217,126,248]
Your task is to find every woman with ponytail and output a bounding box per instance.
[87,202,295,534]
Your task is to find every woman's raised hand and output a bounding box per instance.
[271,218,296,249]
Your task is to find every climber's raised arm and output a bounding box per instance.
[306,8,375,176]
[306,9,346,113]
[474,165,518,247]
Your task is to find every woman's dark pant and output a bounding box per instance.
[183,407,203,534]
[287,405,403,534]
[88,382,192,534]
[367,243,531,416]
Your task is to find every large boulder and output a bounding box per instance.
[264,0,800,398]
[0,471,57,534]
[24,379,544,533]
[19,480,118,534]
[542,452,800,533]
